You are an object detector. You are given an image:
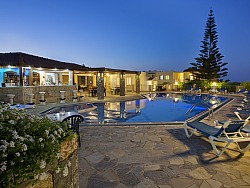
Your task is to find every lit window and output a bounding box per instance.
[180,73,184,82]
[159,75,164,80]
[126,77,132,85]
[165,75,170,80]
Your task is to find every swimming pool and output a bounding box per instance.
[43,93,227,124]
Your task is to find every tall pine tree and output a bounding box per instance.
[190,9,228,82]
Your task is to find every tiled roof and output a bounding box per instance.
[0,52,140,74]
[0,52,87,71]
[88,67,140,74]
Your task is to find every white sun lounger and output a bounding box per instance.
[183,120,250,156]
[234,111,250,121]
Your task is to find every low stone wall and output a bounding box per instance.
[24,136,79,188]
[34,85,77,104]
[0,86,34,104]
[0,85,77,104]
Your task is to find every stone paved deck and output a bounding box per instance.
[78,125,250,188]
[78,96,250,188]
[26,94,250,187]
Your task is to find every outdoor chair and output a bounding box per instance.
[234,111,250,121]
[62,115,84,147]
[183,120,250,156]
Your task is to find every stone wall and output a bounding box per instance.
[24,136,79,188]
[0,85,77,104]
[0,86,34,104]
[34,85,77,103]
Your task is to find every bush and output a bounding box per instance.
[222,82,241,92]
[0,102,74,187]
[240,82,250,91]
[181,80,210,91]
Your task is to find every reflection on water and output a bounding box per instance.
[43,93,226,124]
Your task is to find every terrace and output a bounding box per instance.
[26,94,250,187]
[76,96,250,187]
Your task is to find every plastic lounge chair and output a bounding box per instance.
[183,120,250,156]
[237,88,246,94]
[234,111,250,121]
[242,125,250,135]
[62,115,84,147]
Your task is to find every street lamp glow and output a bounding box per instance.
[212,82,217,86]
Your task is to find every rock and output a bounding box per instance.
[170,177,194,188]
[187,184,199,188]
[146,135,162,142]
[108,148,126,160]
[169,156,184,165]
[189,167,212,180]
[78,158,95,175]
[200,180,212,188]
[158,185,173,188]
[115,183,128,188]
[186,156,199,165]
[103,169,120,182]
[206,179,222,188]
[144,164,161,171]
[134,178,158,188]
[85,152,105,164]
[144,170,170,185]
[87,174,118,188]
[119,171,140,187]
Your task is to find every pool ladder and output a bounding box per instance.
[186,103,214,120]
[186,104,196,114]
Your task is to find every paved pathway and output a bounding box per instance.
[78,96,250,188]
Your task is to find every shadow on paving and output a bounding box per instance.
[166,127,246,164]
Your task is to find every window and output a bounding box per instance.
[126,77,132,85]
[165,75,170,80]
[180,73,184,82]
[159,75,164,80]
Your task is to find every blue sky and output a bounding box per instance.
[0,0,250,81]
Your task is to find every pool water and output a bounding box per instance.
[125,98,206,123]
[44,93,226,124]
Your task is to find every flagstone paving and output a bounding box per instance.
[78,125,250,188]
[26,94,250,187]
[78,96,250,188]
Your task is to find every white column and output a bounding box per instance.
[58,73,63,84]
[68,71,73,85]
[27,94,34,105]
[79,89,84,101]
[73,90,78,102]
[39,92,46,105]
[60,91,66,103]
[7,94,15,105]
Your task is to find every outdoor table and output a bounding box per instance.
[10,104,36,109]
[114,87,120,95]
[88,88,97,97]
[46,111,83,122]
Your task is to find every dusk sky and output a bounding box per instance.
[0,0,249,82]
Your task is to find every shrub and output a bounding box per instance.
[0,102,74,187]
[240,81,250,91]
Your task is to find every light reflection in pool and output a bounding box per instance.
[43,93,226,124]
